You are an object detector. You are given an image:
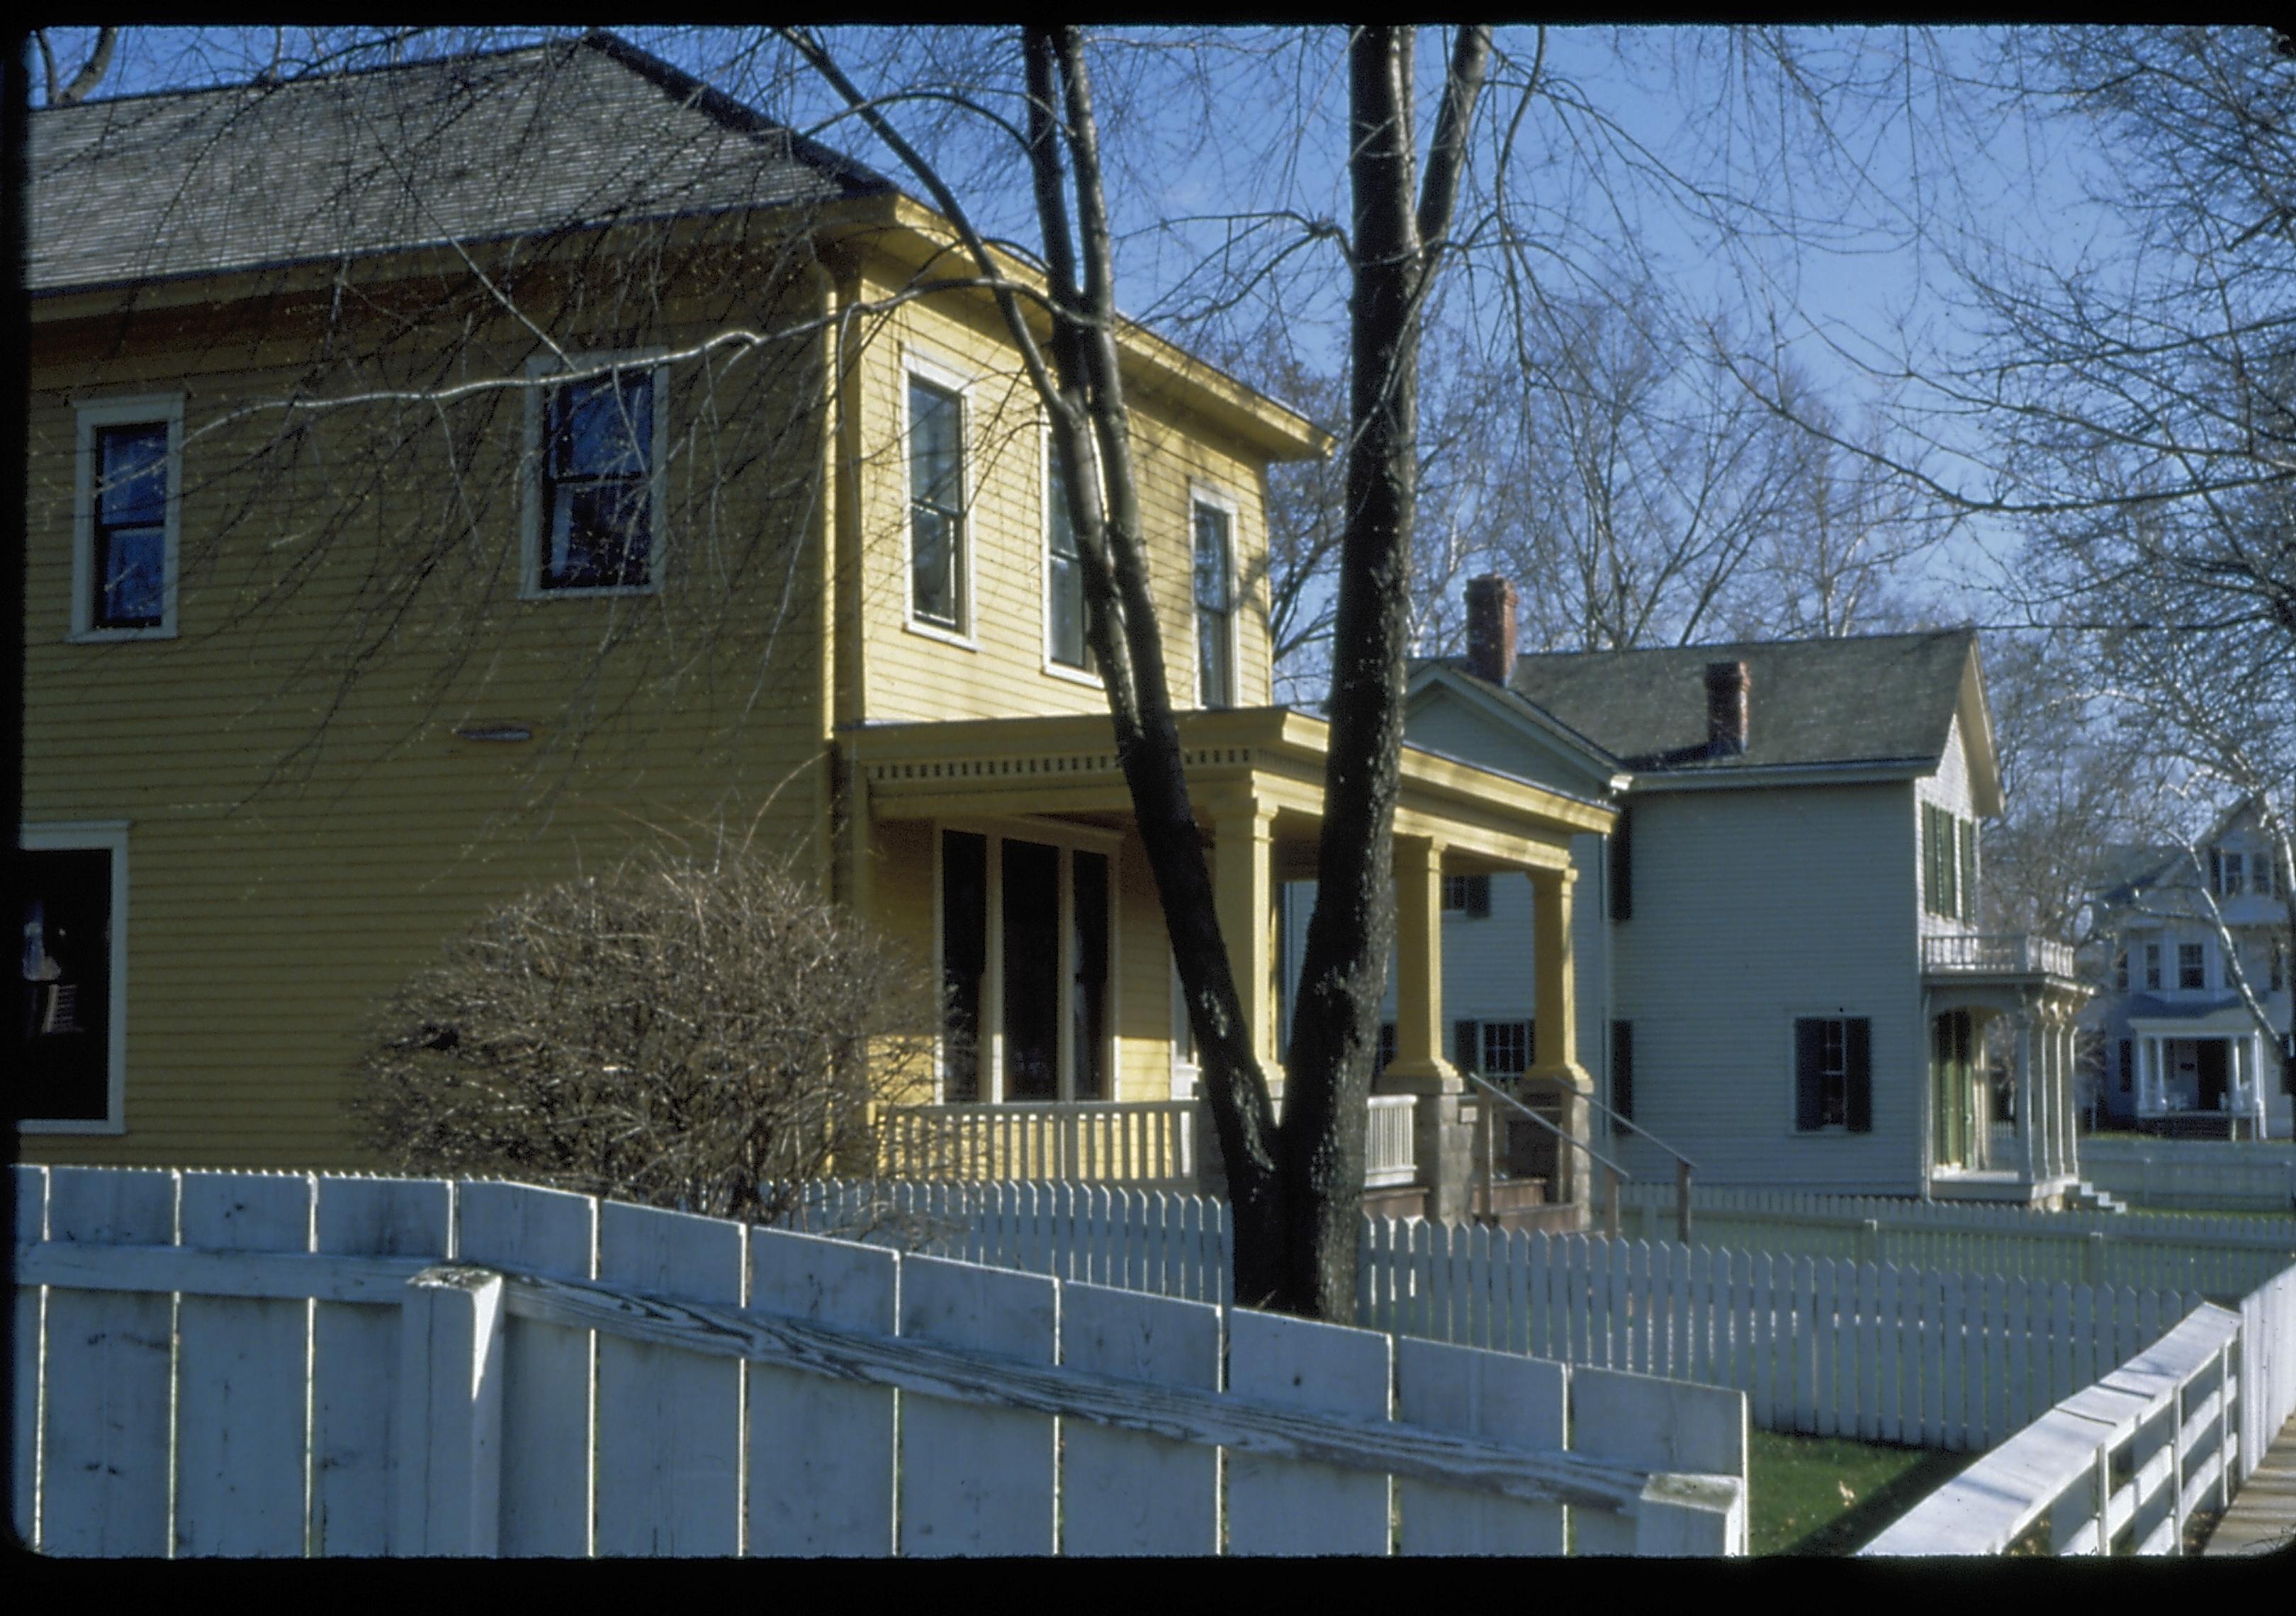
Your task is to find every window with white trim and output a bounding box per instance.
[909,376,967,631]
[74,398,183,639]
[2178,943,2206,990]
[1046,446,1090,670]
[1192,498,1235,708]
[525,359,664,594]
[18,826,128,1132]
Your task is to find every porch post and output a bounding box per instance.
[1529,865,1592,1212]
[2039,1008,2062,1182]
[2059,1012,2083,1177]
[1382,834,1472,1223]
[1211,796,1281,1093]
[2014,1005,2038,1185]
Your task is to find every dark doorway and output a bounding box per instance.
[2196,1040,2229,1111]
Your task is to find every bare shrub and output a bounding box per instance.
[350,841,937,1222]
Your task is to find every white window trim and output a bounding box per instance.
[72,395,185,641]
[19,821,130,1135]
[519,351,670,600]
[1188,481,1244,709]
[901,348,980,649]
[933,816,1121,1104]
[1040,422,1100,688]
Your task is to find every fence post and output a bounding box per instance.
[1604,1166,1621,1241]
[1633,1474,1747,1556]
[395,1265,507,1556]
[1676,1162,1693,1249]
[1857,1220,1879,1267]
[2083,1232,2105,1288]
[2093,1437,2113,1554]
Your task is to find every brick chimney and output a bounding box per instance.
[1705,660,1750,754]
[1464,576,1518,687]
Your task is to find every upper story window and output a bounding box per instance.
[1045,447,1089,670]
[2144,942,2162,991]
[1921,802,1976,922]
[1441,874,1491,918]
[526,360,663,595]
[908,376,966,632]
[74,397,183,639]
[2178,942,2206,990]
[1192,498,1235,708]
[2114,948,2129,992]
[2212,849,2246,897]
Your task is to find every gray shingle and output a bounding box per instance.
[1502,629,1977,773]
[29,33,889,293]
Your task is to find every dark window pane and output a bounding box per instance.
[18,849,112,1123]
[546,481,651,589]
[911,506,957,624]
[1048,553,1086,668]
[96,525,166,627]
[551,374,651,477]
[98,425,168,525]
[910,381,962,508]
[1002,840,1060,1101]
[941,831,987,1101]
[541,372,652,590]
[1071,851,1108,1099]
[1193,503,1232,707]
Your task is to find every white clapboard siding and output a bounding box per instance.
[745,1226,897,1554]
[455,1180,597,1556]
[1058,1280,1222,1556]
[896,1253,1059,1556]
[594,1201,745,1556]
[1225,1307,1393,1555]
[38,1166,178,1556]
[312,1174,454,1556]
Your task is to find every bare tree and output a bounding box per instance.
[350,838,938,1223]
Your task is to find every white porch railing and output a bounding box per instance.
[872,1100,1197,1189]
[1923,932,2078,979]
[1366,1094,1419,1188]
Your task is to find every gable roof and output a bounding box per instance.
[1499,629,1996,802]
[28,32,890,294]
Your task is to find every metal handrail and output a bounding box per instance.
[1514,1069,1699,1177]
[1464,1071,1696,1247]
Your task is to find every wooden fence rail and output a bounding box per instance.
[11,1165,1747,1557]
[1613,1183,2296,1300]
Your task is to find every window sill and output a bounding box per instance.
[1042,658,1100,689]
[18,1118,128,1136]
[69,624,177,644]
[519,580,660,602]
[904,617,980,652]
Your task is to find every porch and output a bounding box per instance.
[1923,931,2090,1204]
[841,705,1614,1218]
[2127,997,2278,1142]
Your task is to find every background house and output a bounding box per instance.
[20,35,1606,1196]
[2085,798,2293,1139]
[1341,579,2101,1206]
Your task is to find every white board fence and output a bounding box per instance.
[1615,1182,2296,1300]
[11,1165,1748,1557]
[2077,1138,2296,1215]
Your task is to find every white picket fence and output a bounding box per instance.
[11,1165,1749,1557]
[1615,1183,2296,1300]
[1356,1220,2207,1453]
[1864,1302,2246,1555]
[2078,1138,2296,1214]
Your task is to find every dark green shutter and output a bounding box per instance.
[1920,807,1937,915]
[1610,1020,1634,1123]
[1959,819,1978,923]
[1453,1019,1479,1073]
[1609,808,1632,921]
[1846,1018,1873,1133]
[1794,1018,1825,1131]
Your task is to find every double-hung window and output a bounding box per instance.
[2144,943,2162,991]
[1794,1015,1872,1133]
[18,826,129,1133]
[1046,446,1089,670]
[1192,498,1235,708]
[2178,943,2206,990]
[909,377,966,631]
[74,398,182,639]
[528,360,662,594]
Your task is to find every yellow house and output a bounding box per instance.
[20,34,1609,1202]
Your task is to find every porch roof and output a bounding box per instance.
[843,705,1613,872]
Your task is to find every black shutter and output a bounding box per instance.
[1453,1019,1480,1073]
[1611,1020,1634,1123]
[1608,808,1632,921]
[1794,1018,1825,1131]
[1846,1018,1874,1133]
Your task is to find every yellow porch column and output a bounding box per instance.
[1386,835,1453,1087]
[1530,867,1582,1080]
[1212,797,1281,1089]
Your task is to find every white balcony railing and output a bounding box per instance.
[1923,932,2077,980]
[1364,1094,1418,1189]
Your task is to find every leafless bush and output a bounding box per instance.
[350,841,938,1223]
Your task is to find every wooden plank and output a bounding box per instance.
[12,1167,47,1550]
[456,1179,597,1556]
[311,1174,452,1556]
[1226,1306,1393,1554]
[745,1226,898,1555]
[1571,1365,1748,1556]
[1874,1264,1902,1445]
[896,1253,1058,1556]
[1814,1258,1838,1437]
[1396,1336,1567,1555]
[594,1201,745,1556]
[1057,1281,1221,1556]
[174,1171,313,1556]
[1747,1251,1774,1432]
[395,1265,507,1556]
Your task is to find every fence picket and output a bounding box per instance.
[1059,1282,1222,1555]
[897,1254,1058,1556]
[1396,1337,1568,1554]
[1227,1308,1392,1555]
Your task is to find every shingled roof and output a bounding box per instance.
[1504,629,1981,776]
[28,31,890,293]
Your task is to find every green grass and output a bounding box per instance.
[1748,1428,1969,1556]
